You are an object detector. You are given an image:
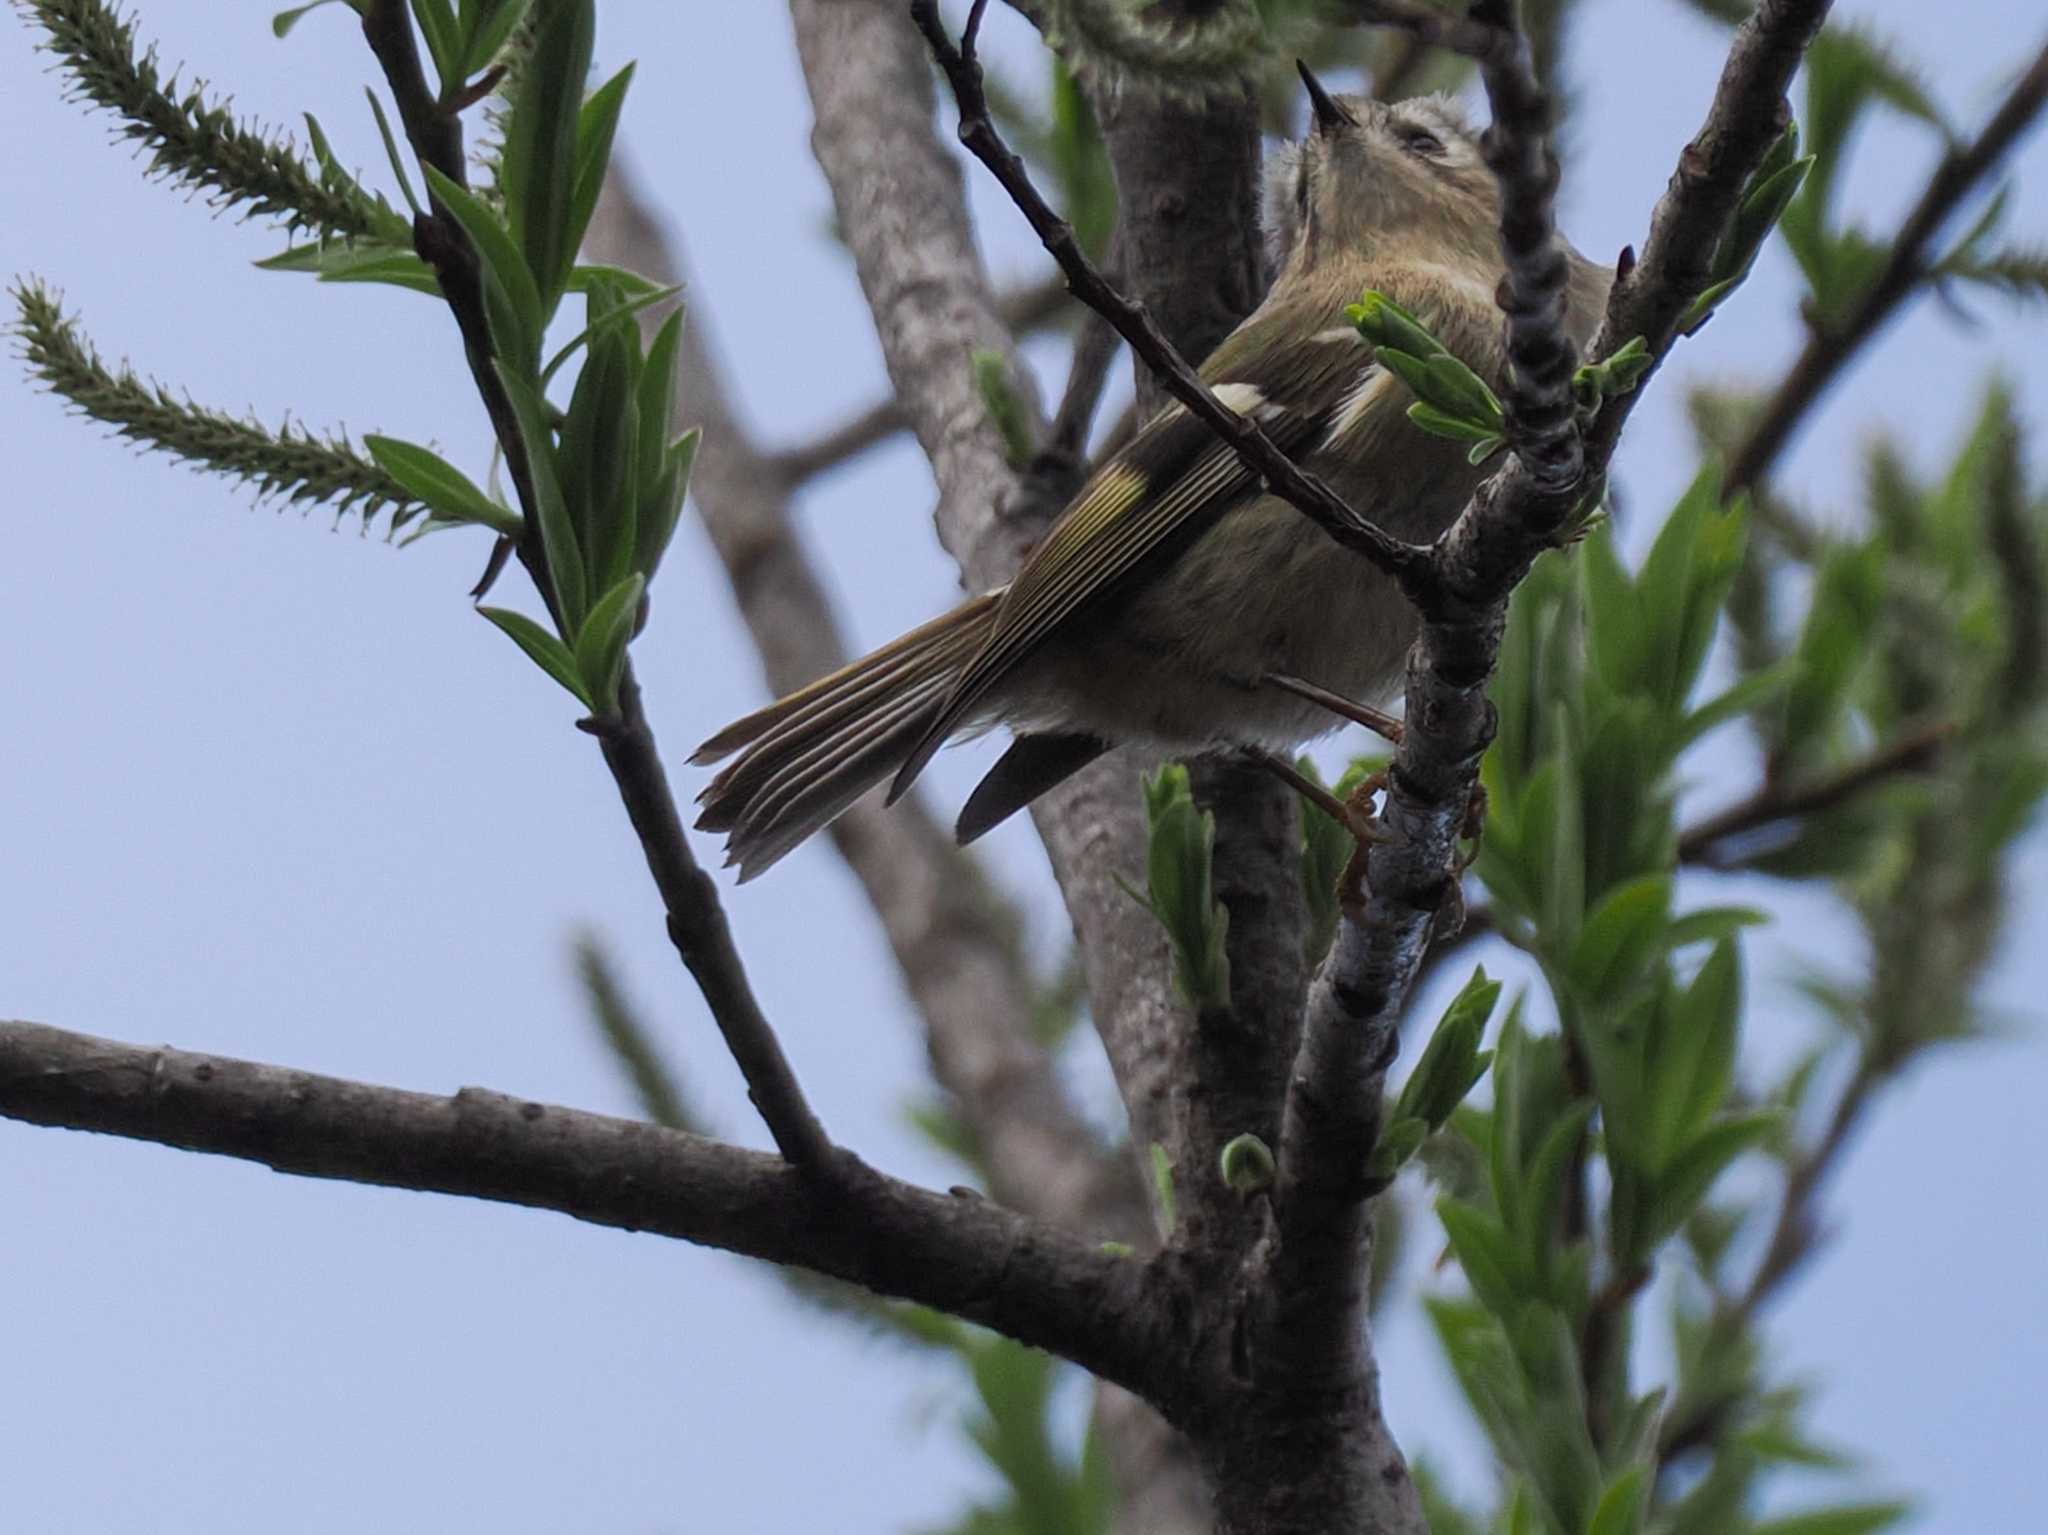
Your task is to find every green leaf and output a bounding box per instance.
[479,605,591,707]
[410,0,463,89]
[1641,1112,1778,1253]
[557,312,640,590]
[573,572,645,714]
[1566,875,1671,1001]
[974,349,1035,467]
[1437,1198,1522,1321]
[539,280,682,387]
[363,434,522,534]
[1396,967,1502,1130]
[564,63,635,281]
[272,2,356,41]
[1586,1466,1647,1535]
[422,164,545,365]
[362,88,425,220]
[635,428,697,582]
[1409,401,1506,445]
[565,263,671,299]
[1149,1142,1178,1233]
[1135,764,1231,1010]
[500,0,593,304]
[494,362,586,625]
[1348,289,1446,358]
[636,309,684,493]
[1751,1502,1913,1535]
[1651,940,1742,1158]
[255,240,441,295]
[460,0,535,79]
[1367,1116,1429,1185]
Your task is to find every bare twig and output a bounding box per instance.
[764,396,905,484]
[593,671,835,1168]
[1727,39,2048,493]
[0,1020,1164,1393]
[1045,302,1122,466]
[762,273,1078,484]
[909,0,1437,600]
[1676,720,1953,866]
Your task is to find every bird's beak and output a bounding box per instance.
[1296,61,1358,135]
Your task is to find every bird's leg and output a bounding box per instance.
[1262,672,1404,745]
[1249,749,1391,845]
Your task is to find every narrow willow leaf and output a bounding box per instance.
[564,63,635,276]
[502,0,594,303]
[573,572,645,714]
[272,0,354,37]
[635,428,697,581]
[255,241,441,295]
[537,283,677,387]
[1567,876,1671,1001]
[461,0,535,79]
[479,605,591,707]
[1149,1142,1178,1233]
[494,362,586,625]
[410,0,464,90]
[422,164,544,364]
[364,434,522,534]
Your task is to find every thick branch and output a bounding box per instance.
[1726,37,2048,493]
[0,1021,1162,1392]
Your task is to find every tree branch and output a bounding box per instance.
[1726,36,2048,494]
[0,1020,1164,1393]
[761,273,1078,485]
[1676,719,1954,866]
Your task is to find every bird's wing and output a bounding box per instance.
[886,319,1370,802]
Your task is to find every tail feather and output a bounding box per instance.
[694,593,1000,879]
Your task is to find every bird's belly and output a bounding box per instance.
[1010,500,1415,750]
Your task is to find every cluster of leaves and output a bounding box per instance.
[1778,27,2047,324]
[1351,290,1654,464]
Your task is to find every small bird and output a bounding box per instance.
[694,71,1611,880]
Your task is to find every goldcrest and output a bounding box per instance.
[695,74,1611,879]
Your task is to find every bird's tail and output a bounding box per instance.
[691,593,1000,880]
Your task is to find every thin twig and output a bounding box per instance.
[1046,302,1122,465]
[1727,39,2048,493]
[763,273,1077,484]
[592,669,835,1168]
[908,0,1437,600]
[1676,720,1953,866]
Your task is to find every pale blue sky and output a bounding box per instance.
[2,2,2043,1530]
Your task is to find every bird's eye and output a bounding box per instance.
[1393,124,1445,158]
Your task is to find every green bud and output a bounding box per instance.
[1219,1132,1277,1195]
